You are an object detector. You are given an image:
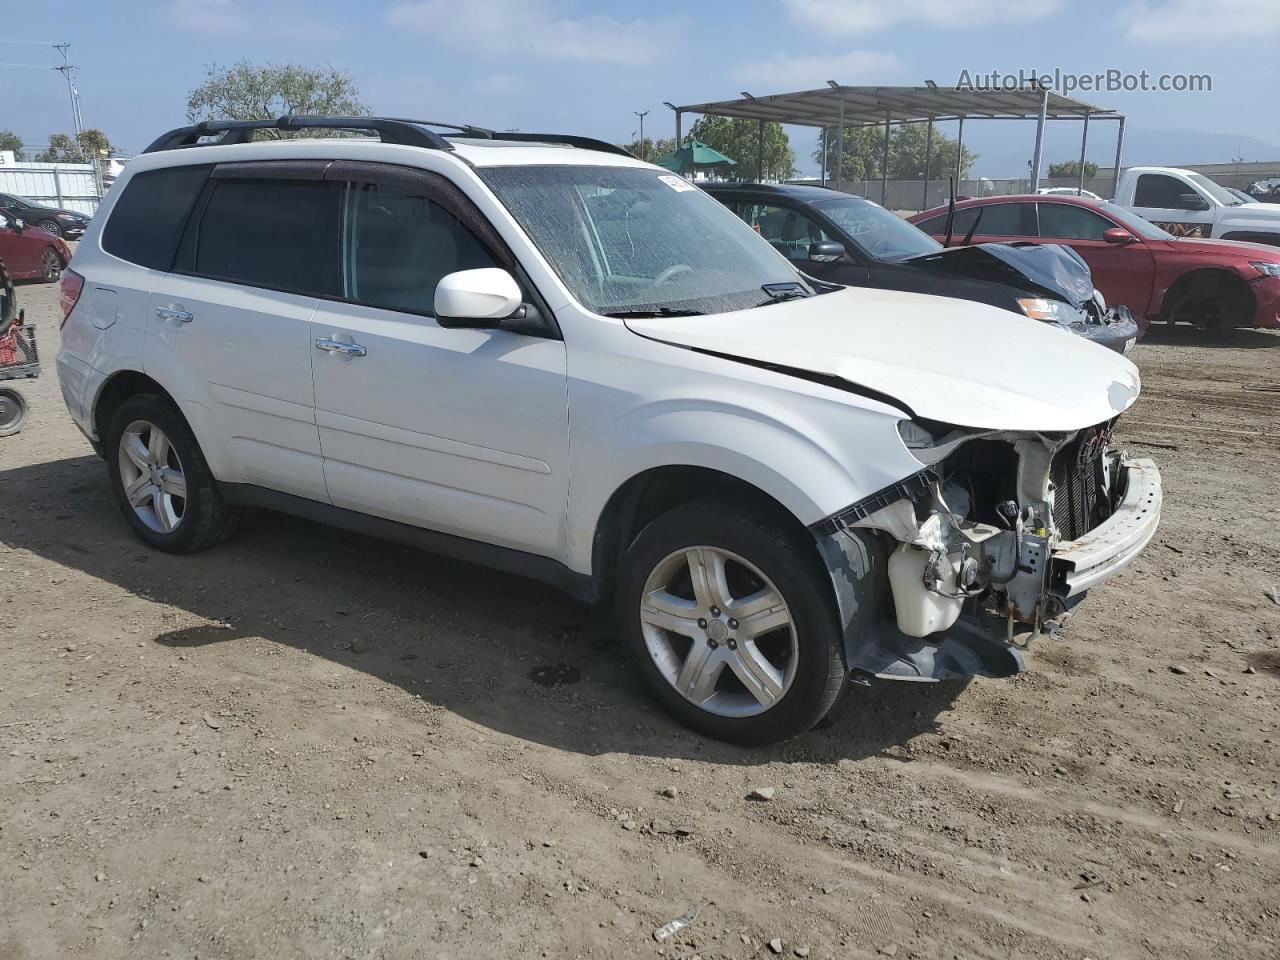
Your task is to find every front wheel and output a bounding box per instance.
[40,248,63,283]
[105,393,240,552]
[618,499,847,745]
[0,387,28,436]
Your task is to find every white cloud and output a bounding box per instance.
[385,0,687,64]
[732,50,901,89]
[1119,0,1272,42]
[169,0,245,34]
[783,0,1063,34]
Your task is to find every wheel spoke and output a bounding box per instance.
[641,588,701,638]
[732,588,791,639]
[686,548,730,611]
[125,474,155,508]
[726,641,786,707]
[159,468,187,500]
[122,433,151,471]
[675,641,724,705]
[154,495,178,533]
[148,427,171,466]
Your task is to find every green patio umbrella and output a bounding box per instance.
[655,139,737,176]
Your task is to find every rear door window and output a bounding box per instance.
[959,202,1035,237]
[1036,203,1112,241]
[192,178,339,295]
[102,165,212,270]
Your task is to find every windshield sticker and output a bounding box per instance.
[657,175,696,193]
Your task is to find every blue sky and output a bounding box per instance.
[2,0,1277,176]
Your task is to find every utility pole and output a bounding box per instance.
[52,42,83,137]
[634,110,649,160]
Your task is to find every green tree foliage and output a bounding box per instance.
[816,124,975,181]
[1047,160,1098,179]
[623,136,674,163]
[35,129,118,162]
[0,130,25,161]
[186,61,367,136]
[688,117,796,181]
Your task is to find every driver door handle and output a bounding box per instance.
[315,337,367,358]
[155,306,193,323]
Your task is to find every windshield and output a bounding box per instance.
[1188,173,1241,206]
[1097,201,1174,240]
[811,195,941,261]
[479,165,807,316]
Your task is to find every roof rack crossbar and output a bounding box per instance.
[142,115,453,153]
[488,132,635,158]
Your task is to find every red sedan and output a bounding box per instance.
[909,194,1280,332]
[0,210,72,283]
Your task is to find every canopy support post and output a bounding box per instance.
[757,119,765,181]
[1077,110,1090,195]
[1030,85,1049,192]
[836,97,845,190]
[881,113,890,205]
[1111,116,1126,200]
[922,117,933,210]
[954,116,965,196]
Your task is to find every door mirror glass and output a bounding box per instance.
[1176,192,1210,211]
[1102,227,1137,244]
[807,240,846,262]
[434,268,522,329]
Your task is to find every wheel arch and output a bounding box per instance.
[1159,267,1255,327]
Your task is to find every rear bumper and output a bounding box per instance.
[1051,458,1162,596]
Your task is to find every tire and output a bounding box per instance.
[1162,274,1251,331]
[0,388,27,437]
[36,219,63,239]
[39,247,63,283]
[104,393,240,552]
[617,498,846,746]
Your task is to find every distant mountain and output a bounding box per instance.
[968,124,1280,178]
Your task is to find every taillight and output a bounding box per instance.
[59,269,85,328]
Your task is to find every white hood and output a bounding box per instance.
[626,287,1140,432]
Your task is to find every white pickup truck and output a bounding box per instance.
[1112,166,1280,246]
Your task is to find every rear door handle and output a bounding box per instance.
[315,337,367,357]
[155,306,193,323]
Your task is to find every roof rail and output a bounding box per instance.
[142,115,453,154]
[142,115,637,159]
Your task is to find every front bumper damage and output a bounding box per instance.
[814,435,1162,684]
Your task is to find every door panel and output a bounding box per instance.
[1035,203,1156,315]
[145,275,328,499]
[311,300,569,556]
[311,174,569,558]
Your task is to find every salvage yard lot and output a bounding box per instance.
[2,280,1278,960]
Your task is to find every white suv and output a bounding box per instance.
[55,116,1162,745]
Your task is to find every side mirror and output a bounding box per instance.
[1102,227,1137,245]
[1176,192,1210,211]
[434,268,523,329]
[10,218,23,233]
[808,240,846,262]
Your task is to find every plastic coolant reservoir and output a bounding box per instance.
[887,543,964,638]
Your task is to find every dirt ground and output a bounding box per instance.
[2,278,1278,960]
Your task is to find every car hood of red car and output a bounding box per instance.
[1153,235,1280,261]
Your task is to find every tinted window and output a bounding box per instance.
[914,204,1033,239]
[102,165,212,270]
[736,202,833,261]
[341,181,500,315]
[1037,203,1112,241]
[810,196,940,261]
[1134,174,1189,208]
[194,178,338,294]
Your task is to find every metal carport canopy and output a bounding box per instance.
[668,85,1125,203]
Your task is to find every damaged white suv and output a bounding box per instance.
[56,117,1162,744]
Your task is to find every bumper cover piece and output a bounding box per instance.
[1052,457,1161,596]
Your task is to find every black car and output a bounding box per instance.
[703,182,1139,353]
[0,193,91,240]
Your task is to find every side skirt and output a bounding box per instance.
[217,483,599,604]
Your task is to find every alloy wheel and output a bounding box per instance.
[117,420,188,534]
[639,546,798,718]
[41,249,62,283]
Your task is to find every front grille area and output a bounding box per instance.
[1050,428,1111,541]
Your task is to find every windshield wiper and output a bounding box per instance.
[754,282,812,307]
[604,307,705,319]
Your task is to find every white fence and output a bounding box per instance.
[0,161,103,216]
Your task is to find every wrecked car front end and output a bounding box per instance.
[814,418,1162,683]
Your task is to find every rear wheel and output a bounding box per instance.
[40,248,63,283]
[0,387,27,437]
[105,393,240,552]
[618,499,846,745]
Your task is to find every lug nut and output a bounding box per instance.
[697,618,707,629]
[707,639,718,649]
[710,606,721,617]
[727,639,737,650]
[728,618,738,630]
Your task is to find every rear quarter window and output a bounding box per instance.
[101,165,212,270]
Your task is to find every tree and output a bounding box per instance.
[0,130,25,161]
[687,117,795,181]
[186,61,367,136]
[816,124,975,182]
[35,129,118,162]
[1047,160,1098,179]
[623,136,674,163]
